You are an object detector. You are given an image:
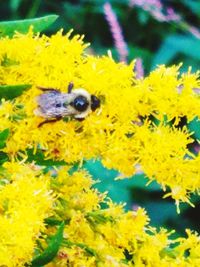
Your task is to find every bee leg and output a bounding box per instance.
[38,117,62,127]
[68,82,74,94]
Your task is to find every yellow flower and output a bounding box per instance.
[1,28,200,267]
[1,30,200,206]
[0,162,53,266]
[133,122,200,207]
[0,161,198,266]
[52,168,106,216]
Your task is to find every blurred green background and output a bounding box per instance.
[1,0,200,236]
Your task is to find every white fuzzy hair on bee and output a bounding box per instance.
[35,83,100,127]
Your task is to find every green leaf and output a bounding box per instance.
[160,247,178,259]
[0,15,58,37]
[0,129,9,142]
[0,129,10,149]
[86,211,113,224]
[145,201,177,226]
[1,54,19,67]
[183,0,200,16]
[63,240,97,257]
[31,222,65,267]
[10,0,22,12]
[83,160,160,210]
[26,149,66,166]
[0,84,32,100]
[0,152,9,165]
[151,42,177,69]
[44,217,63,226]
[128,44,153,70]
[152,34,200,69]
[188,116,200,140]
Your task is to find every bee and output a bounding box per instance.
[35,82,100,127]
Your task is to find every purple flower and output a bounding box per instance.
[134,58,144,79]
[129,0,200,39]
[186,25,200,39]
[129,0,181,22]
[103,2,128,63]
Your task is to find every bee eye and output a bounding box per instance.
[73,96,89,112]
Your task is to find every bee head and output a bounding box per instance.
[70,89,100,115]
[69,89,90,113]
[67,88,100,119]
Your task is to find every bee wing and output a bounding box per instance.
[37,86,60,94]
[36,92,75,119]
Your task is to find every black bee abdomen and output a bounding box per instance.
[73,96,89,112]
[91,95,100,111]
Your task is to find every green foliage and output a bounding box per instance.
[152,35,200,69]
[31,222,65,267]
[84,160,160,210]
[0,152,9,165]
[0,129,10,165]
[0,84,32,100]
[183,0,200,16]
[0,15,58,37]
[83,160,200,236]
[0,129,10,149]
[26,149,66,167]
[63,239,97,257]
[188,117,200,140]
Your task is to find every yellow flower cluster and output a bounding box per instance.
[0,162,53,266]
[52,166,200,266]
[0,29,200,266]
[0,162,199,266]
[1,29,200,205]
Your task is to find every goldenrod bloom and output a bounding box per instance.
[1,29,200,206]
[0,161,199,266]
[0,162,53,266]
[1,29,200,266]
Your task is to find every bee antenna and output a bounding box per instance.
[68,82,74,94]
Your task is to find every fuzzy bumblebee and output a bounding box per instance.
[35,83,100,126]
